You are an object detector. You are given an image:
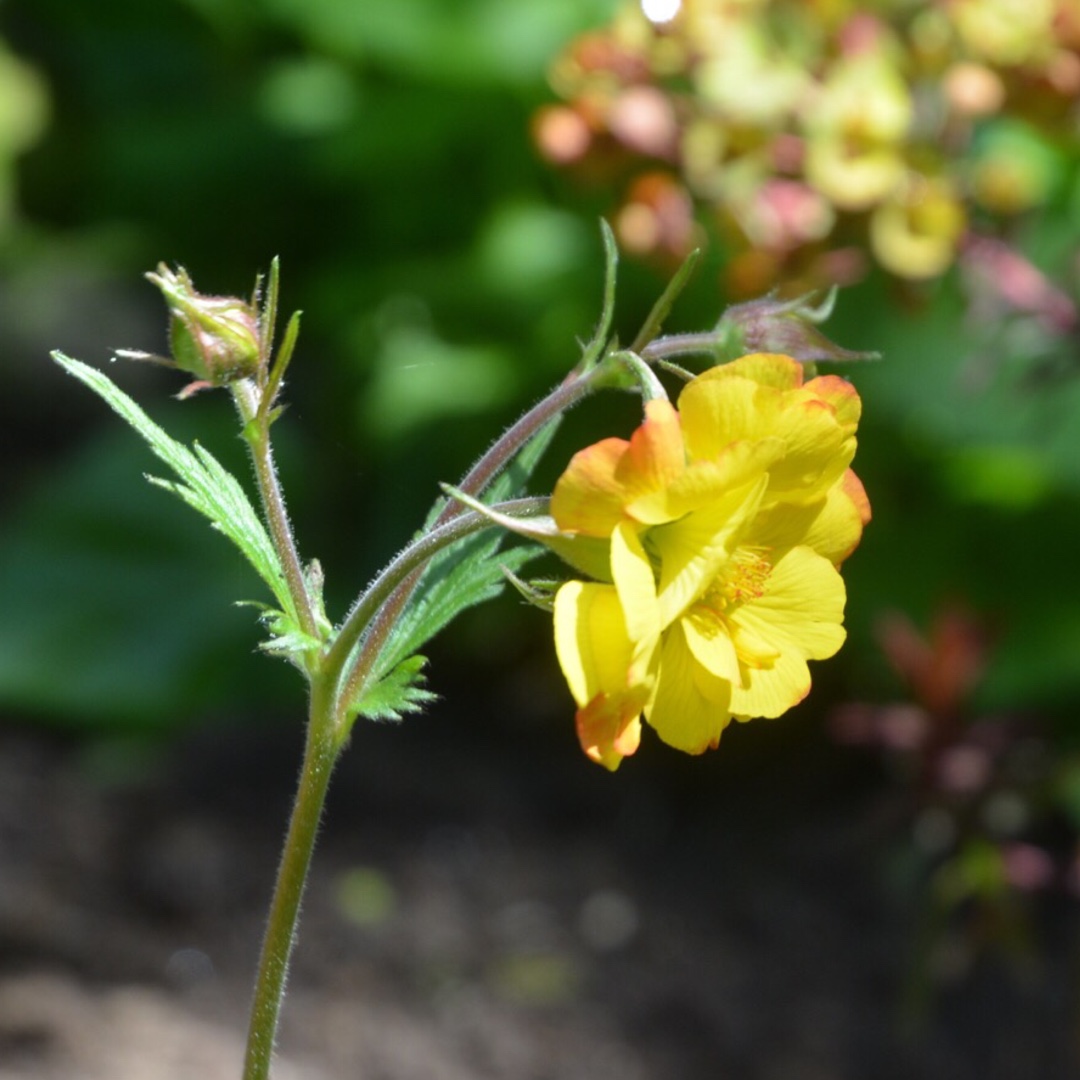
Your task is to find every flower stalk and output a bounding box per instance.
[232,379,321,647]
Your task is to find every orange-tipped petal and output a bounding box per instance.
[551,437,632,537]
[576,694,644,770]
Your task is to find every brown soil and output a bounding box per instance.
[0,702,1076,1080]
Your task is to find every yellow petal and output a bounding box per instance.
[575,694,643,771]
[651,474,768,627]
[553,581,630,707]
[679,373,784,463]
[732,545,848,661]
[799,469,871,565]
[662,437,784,520]
[759,391,855,503]
[616,399,685,525]
[552,400,687,534]
[681,608,741,686]
[750,468,870,565]
[729,647,813,719]
[693,352,804,391]
[680,364,858,506]
[554,580,650,769]
[803,374,862,431]
[645,621,732,753]
[728,619,782,670]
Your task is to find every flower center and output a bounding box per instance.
[702,548,772,614]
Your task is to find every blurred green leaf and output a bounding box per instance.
[0,429,277,727]
[264,0,619,84]
[360,323,517,442]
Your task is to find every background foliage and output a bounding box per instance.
[1,0,1079,794]
[2,0,1080,1039]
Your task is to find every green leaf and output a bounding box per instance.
[579,218,619,372]
[52,352,299,629]
[372,419,557,682]
[351,654,437,723]
[242,603,324,664]
[378,532,540,680]
[629,245,700,355]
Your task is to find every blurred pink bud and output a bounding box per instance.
[1001,842,1055,892]
[936,744,993,795]
[608,85,678,157]
[961,234,1078,334]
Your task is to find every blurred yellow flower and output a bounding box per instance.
[870,176,967,279]
[802,48,912,211]
[551,353,869,769]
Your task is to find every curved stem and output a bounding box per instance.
[241,496,543,1077]
[327,367,607,729]
[242,675,338,1080]
[432,366,602,530]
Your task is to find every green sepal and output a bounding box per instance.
[501,567,559,612]
[240,602,325,667]
[629,246,700,355]
[441,486,612,583]
[578,219,620,372]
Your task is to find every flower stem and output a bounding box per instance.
[242,675,338,1080]
[641,331,727,362]
[434,367,601,529]
[232,379,319,641]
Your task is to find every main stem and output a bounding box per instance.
[242,676,338,1080]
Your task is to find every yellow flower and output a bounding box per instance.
[551,353,869,769]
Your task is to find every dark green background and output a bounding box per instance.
[1,0,1079,754]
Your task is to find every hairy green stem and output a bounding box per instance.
[432,368,600,530]
[241,499,544,1079]
[240,357,612,1078]
[232,380,319,641]
[242,676,338,1080]
[641,331,728,362]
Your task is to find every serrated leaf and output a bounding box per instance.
[53,352,300,631]
[374,419,557,680]
[242,603,324,663]
[380,534,541,680]
[352,654,437,723]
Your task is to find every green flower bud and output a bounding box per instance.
[147,265,262,389]
[715,289,880,364]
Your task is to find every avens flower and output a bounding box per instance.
[551,353,869,769]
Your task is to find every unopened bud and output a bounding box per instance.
[716,289,880,364]
[147,265,262,390]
